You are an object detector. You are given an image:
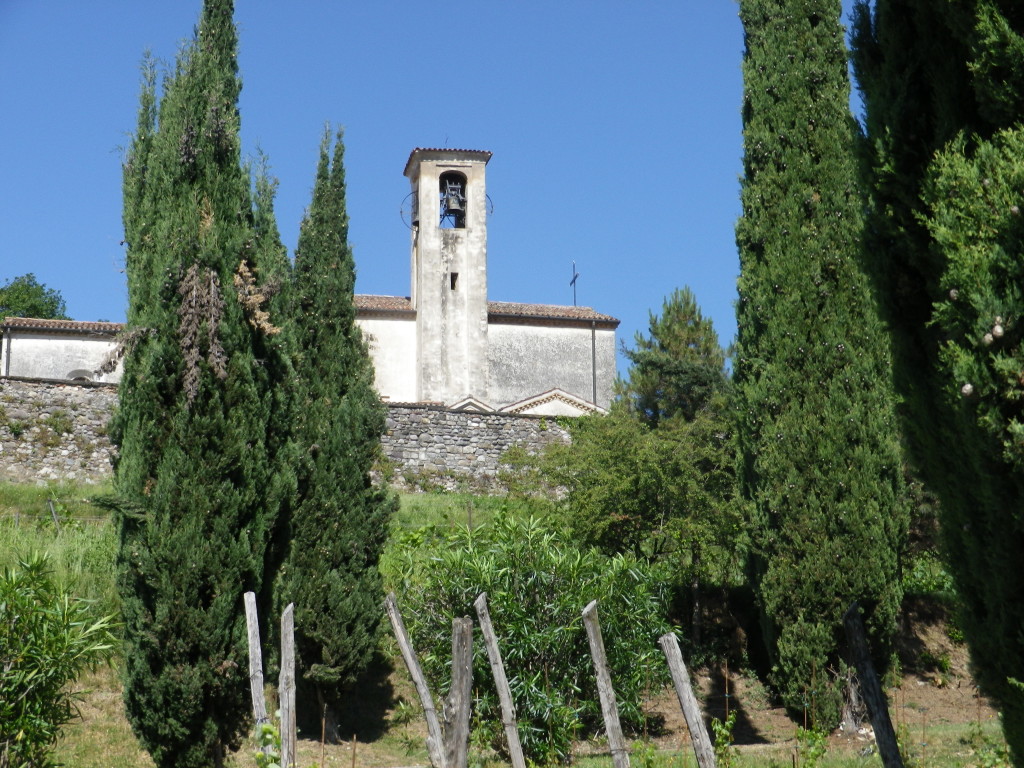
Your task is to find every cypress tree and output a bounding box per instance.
[275,128,396,733]
[734,0,909,727]
[112,1,290,764]
[853,0,1024,754]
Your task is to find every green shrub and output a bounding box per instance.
[395,515,671,765]
[41,410,74,435]
[0,553,117,768]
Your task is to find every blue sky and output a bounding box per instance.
[0,2,854,375]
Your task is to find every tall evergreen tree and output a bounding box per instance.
[113,1,290,765]
[853,0,1024,754]
[734,0,909,727]
[616,287,727,426]
[275,128,396,733]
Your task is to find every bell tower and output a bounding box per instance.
[405,148,492,405]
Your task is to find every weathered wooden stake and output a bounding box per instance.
[473,592,527,768]
[243,592,271,756]
[385,592,449,768]
[843,602,904,768]
[659,633,716,768]
[444,617,473,768]
[280,603,297,768]
[582,600,630,768]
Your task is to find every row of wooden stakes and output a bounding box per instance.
[383,591,717,768]
[242,593,903,768]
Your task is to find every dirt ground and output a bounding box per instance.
[369,597,1001,767]
[637,598,1000,763]
[62,598,1003,767]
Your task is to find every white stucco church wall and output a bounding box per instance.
[487,311,617,411]
[1,149,618,416]
[1,319,122,383]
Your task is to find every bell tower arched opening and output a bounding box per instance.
[439,171,468,229]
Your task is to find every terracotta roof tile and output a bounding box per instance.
[354,295,414,313]
[404,148,493,175]
[486,301,619,325]
[3,295,618,334]
[3,317,123,334]
[351,296,617,325]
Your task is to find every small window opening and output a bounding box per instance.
[450,272,459,290]
[439,171,467,228]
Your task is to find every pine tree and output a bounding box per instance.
[112,2,290,764]
[853,0,1024,754]
[275,128,396,733]
[734,0,909,727]
[616,287,727,426]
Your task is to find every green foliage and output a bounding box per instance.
[0,517,119,621]
[796,726,829,767]
[734,0,910,728]
[112,1,294,765]
[616,287,727,427]
[516,289,743,650]
[41,410,73,435]
[0,273,68,319]
[395,515,670,765]
[711,711,737,768]
[536,407,745,604]
[252,721,281,768]
[903,550,955,599]
[275,127,396,728]
[961,719,1013,768]
[0,553,117,768]
[853,1,1024,757]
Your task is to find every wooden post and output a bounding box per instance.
[243,592,271,756]
[582,600,630,768]
[385,592,449,768]
[47,499,60,531]
[659,633,716,768]
[444,617,473,768]
[843,602,904,768]
[280,603,297,768]
[473,592,527,768]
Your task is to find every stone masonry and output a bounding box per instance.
[0,377,569,489]
[0,378,118,484]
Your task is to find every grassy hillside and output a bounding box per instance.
[0,481,1011,768]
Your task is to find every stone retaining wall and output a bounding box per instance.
[382,404,569,491]
[0,377,569,490]
[0,378,118,485]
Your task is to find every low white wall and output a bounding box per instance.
[3,332,120,383]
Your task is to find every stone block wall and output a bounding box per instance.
[0,378,570,490]
[0,378,118,484]
[382,404,569,491]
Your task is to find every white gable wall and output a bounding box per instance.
[2,331,120,383]
[487,322,616,411]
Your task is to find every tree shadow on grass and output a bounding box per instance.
[703,664,771,746]
[297,652,396,743]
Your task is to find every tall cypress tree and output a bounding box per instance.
[734,0,909,727]
[275,128,396,732]
[113,1,289,765]
[853,0,1024,755]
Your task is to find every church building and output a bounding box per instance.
[1,149,619,416]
